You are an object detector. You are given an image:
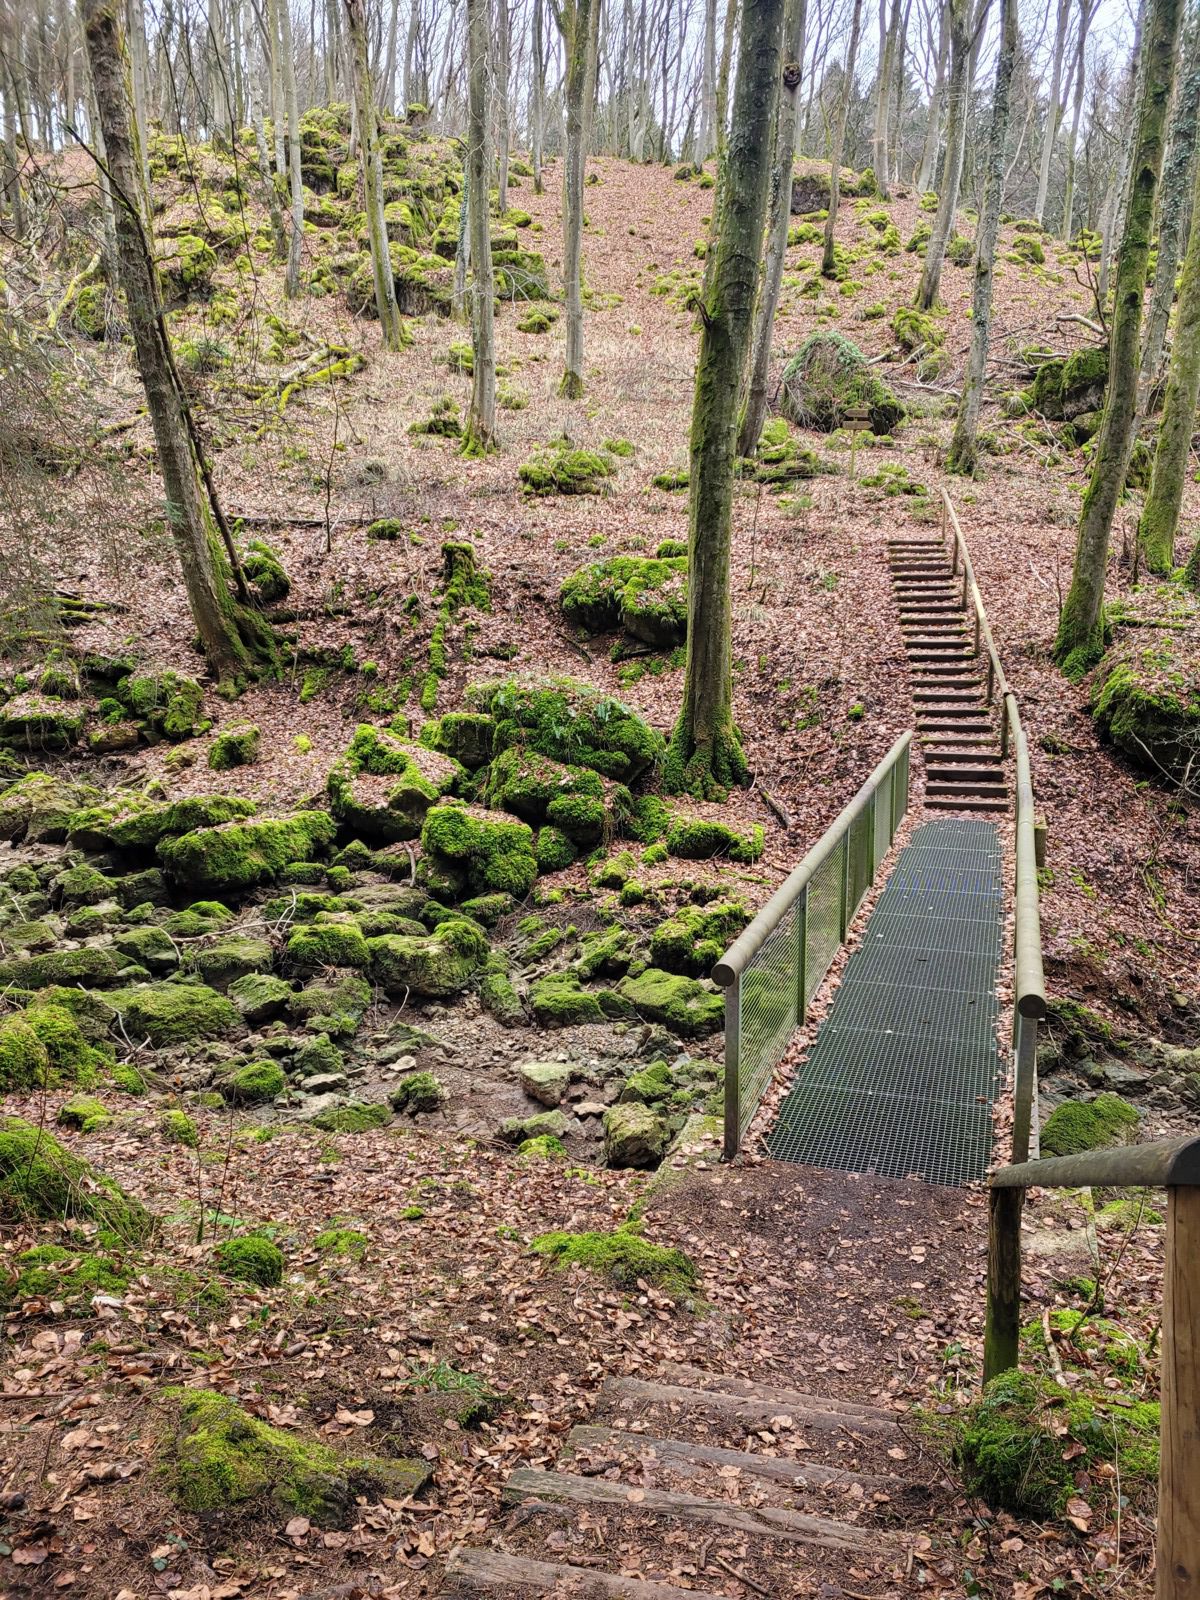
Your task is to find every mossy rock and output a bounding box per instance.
[228,972,295,1025]
[56,1094,111,1132]
[650,900,750,976]
[68,795,259,855]
[368,917,489,998]
[0,946,123,991]
[1017,346,1108,422]
[24,1003,112,1077]
[118,670,208,741]
[293,1032,345,1078]
[949,1369,1158,1519]
[529,970,621,1027]
[484,746,632,843]
[419,801,538,899]
[162,1109,199,1147]
[286,918,371,971]
[241,539,291,605]
[327,724,463,842]
[665,815,763,863]
[0,693,85,750]
[780,331,904,434]
[603,1102,671,1168]
[0,1014,52,1092]
[107,983,240,1046]
[616,968,724,1037]
[223,1059,287,1105]
[1041,1093,1138,1157]
[158,812,336,893]
[531,1223,696,1293]
[422,711,496,770]
[518,440,615,497]
[208,723,262,771]
[5,1242,130,1309]
[310,1100,391,1132]
[1090,641,1200,783]
[1,773,101,844]
[470,674,664,782]
[0,1118,152,1240]
[112,926,179,973]
[313,1227,368,1257]
[561,555,688,648]
[186,936,275,990]
[163,1389,427,1524]
[388,1071,445,1112]
[480,961,524,1026]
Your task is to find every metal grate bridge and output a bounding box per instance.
[766,817,1004,1186]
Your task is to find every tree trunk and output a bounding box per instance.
[822,0,864,277]
[738,0,807,457]
[3,61,28,240]
[1059,2,1091,239]
[715,0,738,149]
[1033,0,1070,224]
[946,0,1015,475]
[871,0,901,195]
[278,0,306,296]
[915,1,949,193]
[699,0,717,159]
[463,0,496,454]
[1054,0,1183,672]
[915,0,969,309]
[268,0,287,174]
[666,0,786,801]
[495,0,510,211]
[244,0,288,259]
[557,0,601,398]
[344,0,404,346]
[1138,123,1200,572]
[1139,16,1200,395]
[80,0,268,684]
[128,0,152,194]
[382,0,400,111]
[532,0,546,189]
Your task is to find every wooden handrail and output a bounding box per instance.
[984,1135,1200,1600]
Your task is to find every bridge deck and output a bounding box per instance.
[767,817,1005,1186]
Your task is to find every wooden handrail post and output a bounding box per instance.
[1157,1185,1200,1600]
[983,1185,1023,1384]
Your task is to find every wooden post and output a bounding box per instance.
[1034,817,1047,870]
[983,1185,1023,1384]
[722,977,742,1161]
[1158,1185,1200,1600]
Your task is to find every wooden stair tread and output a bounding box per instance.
[566,1425,905,1494]
[654,1365,896,1420]
[501,1468,887,1551]
[446,1546,724,1598]
[601,1376,898,1434]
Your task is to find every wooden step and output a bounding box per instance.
[920,723,995,736]
[913,683,979,695]
[924,747,1003,763]
[601,1375,898,1432]
[564,1425,905,1496]
[655,1366,897,1422]
[917,704,991,719]
[446,1547,723,1598]
[911,665,979,678]
[926,794,1009,813]
[501,1469,887,1552]
[927,779,1008,799]
[921,765,1005,783]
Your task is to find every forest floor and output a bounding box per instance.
[0,145,1196,1598]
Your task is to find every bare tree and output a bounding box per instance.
[822,0,864,277]
[553,0,602,397]
[344,0,404,345]
[463,0,496,453]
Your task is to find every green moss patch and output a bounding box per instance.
[616,968,724,1036]
[216,1235,284,1286]
[531,1223,697,1294]
[471,674,663,782]
[561,555,688,648]
[518,438,616,496]
[6,1243,130,1309]
[327,723,463,841]
[780,331,904,434]
[108,983,239,1047]
[665,815,763,863]
[158,812,336,894]
[1041,1093,1138,1156]
[368,917,489,997]
[419,801,538,900]
[0,1118,152,1239]
[650,900,750,976]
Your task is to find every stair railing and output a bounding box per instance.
[712,731,912,1160]
[984,1137,1200,1600]
[941,489,1046,1162]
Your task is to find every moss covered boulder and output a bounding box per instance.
[531,1223,697,1293]
[368,917,488,997]
[0,1014,52,1092]
[666,815,763,863]
[118,670,208,741]
[650,900,750,976]
[1041,1092,1138,1157]
[420,801,538,899]
[1014,347,1108,422]
[186,936,275,990]
[327,724,463,841]
[484,747,633,844]
[163,1389,432,1523]
[107,983,239,1046]
[470,675,664,782]
[780,331,904,434]
[222,1059,286,1104]
[0,946,123,990]
[421,711,495,769]
[0,773,100,844]
[159,812,336,893]
[0,1118,151,1239]
[603,1102,671,1168]
[286,917,371,971]
[561,554,688,647]
[0,693,85,750]
[616,968,724,1036]
[1090,635,1200,782]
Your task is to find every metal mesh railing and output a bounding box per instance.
[714,732,913,1158]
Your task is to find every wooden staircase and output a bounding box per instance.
[888,537,1008,814]
[446,1363,928,1596]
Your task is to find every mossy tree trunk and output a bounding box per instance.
[1139,16,1200,396]
[554,0,601,399]
[344,0,404,349]
[81,0,270,686]
[871,0,902,198]
[821,0,864,279]
[241,0,287,262]
[1138,122,1200,573]
[915,0,971,310]
[532,0,546,191]
[1060,1,1096,240]
[1054,0,1184,672]
[1033,0,1071,226]
[495,0,511,211]
[946,0,1015,475]
[667,0,786,801]
[738,0,807,459]
[463,0,496,455]
[915,6,949,194]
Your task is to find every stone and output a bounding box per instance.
[603,1102,671,1168]
[518,1060,572,1106]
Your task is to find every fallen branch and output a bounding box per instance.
[757,784,793,830]
[1054,312,1105,336]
